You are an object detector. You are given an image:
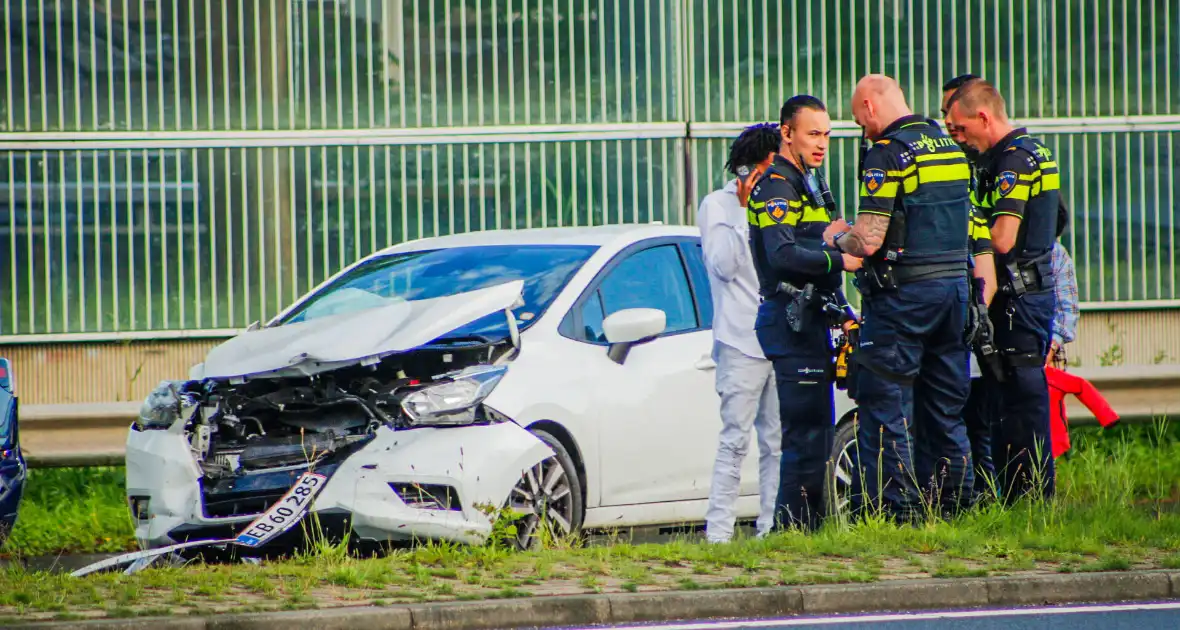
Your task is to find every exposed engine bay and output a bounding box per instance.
[161,342,515,481]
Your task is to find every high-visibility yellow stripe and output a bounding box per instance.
[918,163,971,183]
[1017,171,1041,182]
[1041,161,1057,169]
[800,205,831,223]
[1041,173,1060,191]
[903,175,918,194]
[887,164,917,177]
[969,217,992,241]
[788,199,803,208]
[860,181,899,197]
[915,151,966,162]
[970,189,993,209]
[991,183,1031,202]
[750,200,766,209]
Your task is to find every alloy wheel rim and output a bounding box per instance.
[832,437,856,513]
[506,455,574,547]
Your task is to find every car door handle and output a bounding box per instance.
[695,355,716,370]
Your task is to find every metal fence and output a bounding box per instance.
[1,0,1177,339]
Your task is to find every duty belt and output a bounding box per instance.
[769,282,850,333]
[1000,249,1053,297]
[855,261,967,295]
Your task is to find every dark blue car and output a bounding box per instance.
[0,358,26,546]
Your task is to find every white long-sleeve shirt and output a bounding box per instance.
[696,179,765,361]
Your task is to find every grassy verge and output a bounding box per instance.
[3,467,136,558]
[1,423,1179,623]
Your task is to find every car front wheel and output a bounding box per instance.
[825,415,858,517]
[503,428,584,550]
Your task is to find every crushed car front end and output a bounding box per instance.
[125,282,552,550]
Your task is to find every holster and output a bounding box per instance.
[774,282,816,333]
[975,342,1007,383]
[1002,351,1045,370]
[1000,251,1053,298]
[854,262,898,297]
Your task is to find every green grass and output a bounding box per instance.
[3,467,136,558]
[0,423,1177,621]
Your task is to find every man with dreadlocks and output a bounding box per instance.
[699,122,784,543]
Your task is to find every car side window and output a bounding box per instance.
[681,242,714,329]
[580,291,607,342]
[595,245,698,336]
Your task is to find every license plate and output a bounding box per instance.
[234,471,327,547]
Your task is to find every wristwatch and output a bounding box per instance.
[833,230,848,252]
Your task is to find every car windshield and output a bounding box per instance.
[279,244,598,341]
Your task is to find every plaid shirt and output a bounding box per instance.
[1051,242,1080,346]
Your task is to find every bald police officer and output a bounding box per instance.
[825,75,974,523]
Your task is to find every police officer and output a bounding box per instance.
[942,74,1002,504]
[823,75,974,522]
[945,79,1059,503]
[748,95,861,532]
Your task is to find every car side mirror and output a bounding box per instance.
[602,308,666,364]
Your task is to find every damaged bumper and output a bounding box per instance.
[126,420,552,548]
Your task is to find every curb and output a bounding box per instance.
[14,570,1180,629]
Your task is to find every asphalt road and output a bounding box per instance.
[565,602,1180,630]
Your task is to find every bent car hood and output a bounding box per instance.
[191,280,525,381]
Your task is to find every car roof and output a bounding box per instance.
[373,223,700,254]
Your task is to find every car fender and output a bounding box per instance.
[483,337,601,508]
[314,422,553,526]
[125,427,203,546]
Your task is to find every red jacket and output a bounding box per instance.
[1047,366,1120,458]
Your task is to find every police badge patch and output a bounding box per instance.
[767,198,790,223]
[997,170,1017,196]
[863,168,886,194]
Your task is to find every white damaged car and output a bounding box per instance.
[126,224,858,552]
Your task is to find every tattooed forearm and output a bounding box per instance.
[840,214,890,257]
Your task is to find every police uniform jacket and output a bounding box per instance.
[857,115,972,273]
[747,154,845,296]
[972,128,1061,270]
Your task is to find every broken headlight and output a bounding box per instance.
[400,366,507,427]
[136,380,196,430]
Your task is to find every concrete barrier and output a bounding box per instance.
[14,365,1180,468]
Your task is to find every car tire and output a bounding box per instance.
[503,428,584,551]
[825,414,858,518]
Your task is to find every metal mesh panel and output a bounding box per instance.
[684,0,1176,122]
[1,0,1177,339]
[1,138,682,334]
[0,0,680,132]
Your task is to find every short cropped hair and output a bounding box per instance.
[942,73,980,93]
[779,95,827,130]
[948,78,1008,122]
[723,122,781,177]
